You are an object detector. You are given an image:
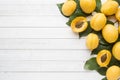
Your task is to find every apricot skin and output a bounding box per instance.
[62,0,77,16]
[90,13,106,31]
[86,33,99,50]
[80,0,96,14]
[101,1,119,16]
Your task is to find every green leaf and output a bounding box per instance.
[99,38,109,46]
[107,20,114,25]
[108,57,120,67]
[66,15,74,26]
[97,32,110,46]
[57,2,78,17]
[97,67,107,76]
[91,44,112,55]
[79,21,93,38]
[116,35,120,42]
[66,0,90,26]
[95,0,102,12]
[57,3,69,17]
[84,57,99,70]
[66,10,87,26]
[102,77,107,80]
[114,0,120,5]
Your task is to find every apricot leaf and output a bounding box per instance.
[97,67,107,76]
[91,44,112,55]
[114,0,120,5]
[57,3,68,17]
[84,57,99,70]
[102,77,107,80]
[66,0,90,26]
[95,0,102,12]
[79,21,93,38]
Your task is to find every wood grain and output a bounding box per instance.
[0,50,90,61]
[0,0,104,79]
[0,39,87,49]
[0,5,60,16]
[0,28,78,38]
[0,72,103,80]
[0,16,67,27]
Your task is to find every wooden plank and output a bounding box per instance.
[0,0,64,5]
[0,5,60,16]
[0,39,87,49]
[0,0,105,5]
[0,0,106,16]
[0,60,91,71]
[0,0,105,80]
[0,16,68,27]
[0,50,90,61]
[0,72,103,80]
[0,28,78,38]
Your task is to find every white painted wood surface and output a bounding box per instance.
[0,0,105,80]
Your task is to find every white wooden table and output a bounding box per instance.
[0,0,104,80]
